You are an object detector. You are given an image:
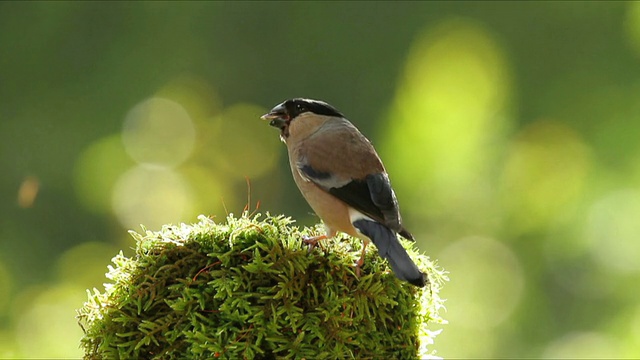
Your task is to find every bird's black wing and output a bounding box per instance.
[299,164,413,239]
[328,173,399,229]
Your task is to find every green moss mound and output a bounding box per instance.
[77,213,447,359]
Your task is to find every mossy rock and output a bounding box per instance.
[77,213,447,359]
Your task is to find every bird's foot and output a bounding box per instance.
[354,255,365,277]
[353,241,368,277]
[302,234,327,252]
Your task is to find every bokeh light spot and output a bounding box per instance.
[0,329,19,358]
[587,189,640,274]
[180,164,238,220]
[15,284,85,358]
[122,97,196,167]
[435,326,497,358]
[55,242,120,289]
[501,120,591,232]
[156,75,222,125]
[542,331,621,358]
[16,176,39,208]
[628,305,640,356]
[381,18,511,222]
[111,165,193,230]
[438,236,524,329]
[435,236,524,357]
[73,134,135,214]
[203,103,280,179]
[625,2,640,58]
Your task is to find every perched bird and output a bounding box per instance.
[261,98,427,287]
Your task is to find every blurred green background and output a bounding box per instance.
[2,1,640,358]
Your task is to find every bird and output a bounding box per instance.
[261,98,427,287]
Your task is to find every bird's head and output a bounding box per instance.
[261,98,344,141]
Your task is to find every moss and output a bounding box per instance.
[77,213,447,359]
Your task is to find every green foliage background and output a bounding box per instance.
[2,1,640,358]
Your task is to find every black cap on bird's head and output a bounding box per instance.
[261,98,344,136]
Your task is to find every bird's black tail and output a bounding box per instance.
[353,219,427,287]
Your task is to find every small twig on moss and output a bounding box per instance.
[192,261,222,282]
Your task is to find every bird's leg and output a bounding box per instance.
[303,227,335,252]
[355,241,369,277]
[302,234,327,252]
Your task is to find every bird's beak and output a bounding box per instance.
[261,104,289,129]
